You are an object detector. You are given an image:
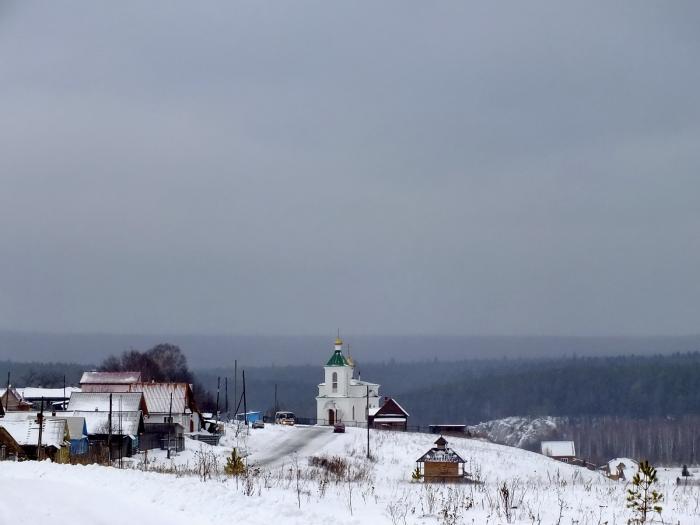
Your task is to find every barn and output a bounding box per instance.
[368,398,409,431]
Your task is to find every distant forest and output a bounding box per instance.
[198,352,700,425]
[4,352,699,425]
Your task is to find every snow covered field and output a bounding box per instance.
[1,425,698,525]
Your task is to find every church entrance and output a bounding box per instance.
[328,409,335,425]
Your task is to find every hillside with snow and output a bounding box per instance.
[1,425,697,525]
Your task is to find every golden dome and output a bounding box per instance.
[335,337,343,346]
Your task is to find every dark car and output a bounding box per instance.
[252,420,265,429]
[333,422,345,433]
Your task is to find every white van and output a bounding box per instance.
[274,411,296,425]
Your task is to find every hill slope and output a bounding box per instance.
[0,426,696,524]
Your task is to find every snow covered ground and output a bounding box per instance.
[1,425,699,524]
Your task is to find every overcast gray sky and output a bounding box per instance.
[1,1,699,337]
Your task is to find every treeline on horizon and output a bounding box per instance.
[197,351,700,424]
[3,352,700,425]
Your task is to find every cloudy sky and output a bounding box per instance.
[1,1,699,337]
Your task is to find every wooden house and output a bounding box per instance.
[540,441,576,463]
[127,382,201,433]
[368,398,409,431]
[0,426,26,460]
[0,416,70,462]
[416,436,467,482]
[0,387,32,412]
[68,392,147,457]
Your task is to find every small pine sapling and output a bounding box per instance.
[626,460,663,523]
[224,448,246,476]
[411,466,422,481]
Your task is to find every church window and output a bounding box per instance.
[332,372,338,392]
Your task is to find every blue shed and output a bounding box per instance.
[64,416,89,456]
[235,411,262,424]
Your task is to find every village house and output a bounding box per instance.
[368,397,409,431]
[127,382,201,433]
[416,436,468,482]
[0,416,70,462]
[0,426,26,460]
[540,440,576,463]
[316,336,381,426]
[67,391,146,457]
[0,386,32,411]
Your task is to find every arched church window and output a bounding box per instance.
[332,372,338,392]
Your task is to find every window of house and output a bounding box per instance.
[332,372,338,392]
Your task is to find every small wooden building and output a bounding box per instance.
[369,398,409,431]
[416,436,467,482]
[0,427,26,460]
[0,387,32,412]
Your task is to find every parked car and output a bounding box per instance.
[252,420,265,429]
[275,411,296,426]
[333,422,345,433]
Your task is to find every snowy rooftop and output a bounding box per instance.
[68,392,144,412]
[0,418,67,448]
[17,387,81,400]
[541,440,576,457]
[71,410,142,436]
[129,383,190,414]
[80,371,142,384]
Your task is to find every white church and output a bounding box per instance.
[316,336,381,425]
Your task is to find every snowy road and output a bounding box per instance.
[250,425,336,467]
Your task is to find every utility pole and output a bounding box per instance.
[37,397,44,461]
[62,374,66,411]
[4,371,10,412]
[366,385,370,459]
[167,392,173,459]
[215,376,220,421]
[108,393,113,464]
[225,377,229,419]
[233,360,237,420]
[242,370,248,427]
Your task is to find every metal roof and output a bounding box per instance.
[80,371,142,384]
[70,410,143,436]
[326,350,349,367]
[0,418,67,448]
[68,392,145,412]
[128,383,191,414]
[48,416,87,440]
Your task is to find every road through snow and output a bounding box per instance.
[250,425,335,467]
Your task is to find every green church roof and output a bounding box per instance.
[326,350,348,366]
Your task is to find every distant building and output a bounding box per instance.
[540,440,576,463]
[80,371,142,393]
[15,387,82,411]
[68,391,146,457]
[127,382,201,433]
[0,387,32,412]
[316,336,380,426]
[369,398,409,431]
[416,436,467,482]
